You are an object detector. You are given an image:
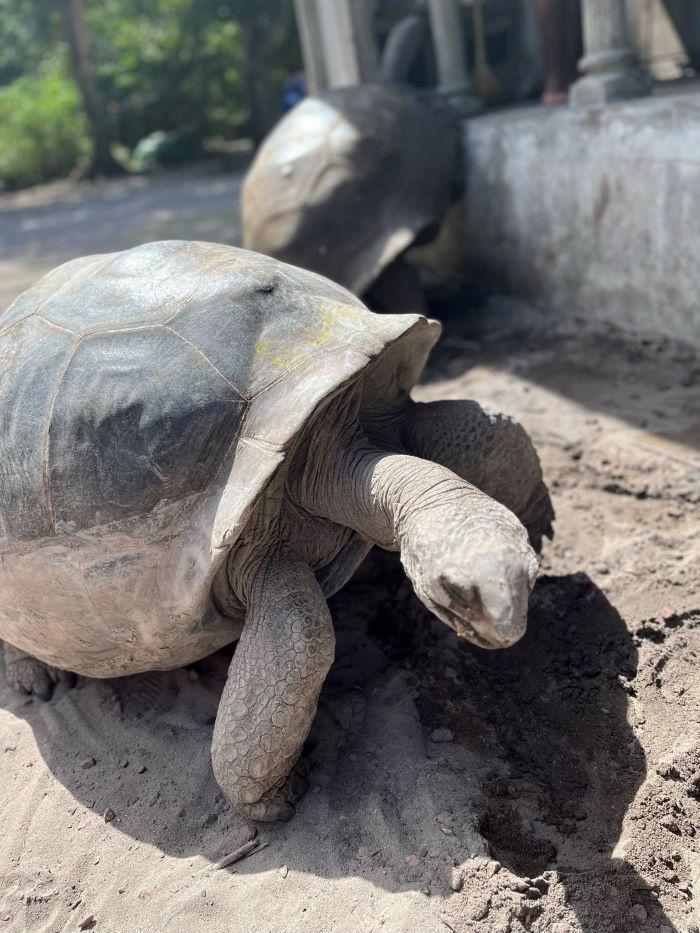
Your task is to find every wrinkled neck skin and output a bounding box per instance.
[229,386,538,650]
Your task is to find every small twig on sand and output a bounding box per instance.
[215,839,268,869]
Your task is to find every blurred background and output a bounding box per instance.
[0,0,303,188]
[1,0,698,189]
[3,0,700,340]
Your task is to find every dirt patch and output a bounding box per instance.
[0,298,698,932]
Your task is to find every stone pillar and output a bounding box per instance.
[293,0,327,92]
[427,0,482,115]
[570,0,651,105]
[350,0,380,86]
[316,0,378,89]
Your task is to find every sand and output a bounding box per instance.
[1,203,699,931]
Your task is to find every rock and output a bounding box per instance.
[81,757,96,770]
[137,765,147,775]
[78,917,96,931]
[279,865,288,879]
[241,824,258,842]
[429,728,454,743]
[103,809,116,823]
[660,816,681,835]
[630,903,647,923]
[449,871,463,892]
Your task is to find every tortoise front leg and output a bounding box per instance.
[211,547,335,821]
[400,399,555,551]
[3,642,75,700]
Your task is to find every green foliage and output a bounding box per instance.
[0,0,302,187]
[0,1,59,86]
[86,0,300,144]
[90,0,248,144]
[0,59,91,189]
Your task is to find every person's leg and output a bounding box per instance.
[532,0,581,104]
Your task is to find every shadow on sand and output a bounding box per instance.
[0,568,674,931]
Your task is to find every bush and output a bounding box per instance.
[0,61,90,189]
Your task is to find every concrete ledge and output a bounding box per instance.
[460,91,700,343]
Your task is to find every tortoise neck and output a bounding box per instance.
[297,420,488,552]
[378,13,427,86]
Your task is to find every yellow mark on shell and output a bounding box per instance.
[253,338,304,370]
[254,302,364,369]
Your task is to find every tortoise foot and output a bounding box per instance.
[235,760,310,823]
[4,645,75,701]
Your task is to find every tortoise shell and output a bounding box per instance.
[0,241,438,675]
[241,85,458,296]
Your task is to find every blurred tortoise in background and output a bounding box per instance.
[241,84,458,314]
[241,20,461,317]
[0,241,553,821]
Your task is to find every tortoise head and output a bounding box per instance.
[398,497,538,649]
[301,405,539,652]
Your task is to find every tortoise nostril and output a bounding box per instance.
[440,578,480,615]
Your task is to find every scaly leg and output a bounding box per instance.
[211,547,335,821]
[399,399,555,551]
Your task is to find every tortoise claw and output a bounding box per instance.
[234,759,311,823]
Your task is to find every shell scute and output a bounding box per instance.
[47,326,246,534]
[0,316,76,540]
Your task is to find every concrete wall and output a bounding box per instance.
[458,90,700,344]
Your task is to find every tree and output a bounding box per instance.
[231,0,301,144]
[60,0,121,175]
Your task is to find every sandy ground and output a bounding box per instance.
[0,167,242,311]
[0,175,699,933]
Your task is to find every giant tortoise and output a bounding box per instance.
[0,241,553,820]
[241,82,459,314]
